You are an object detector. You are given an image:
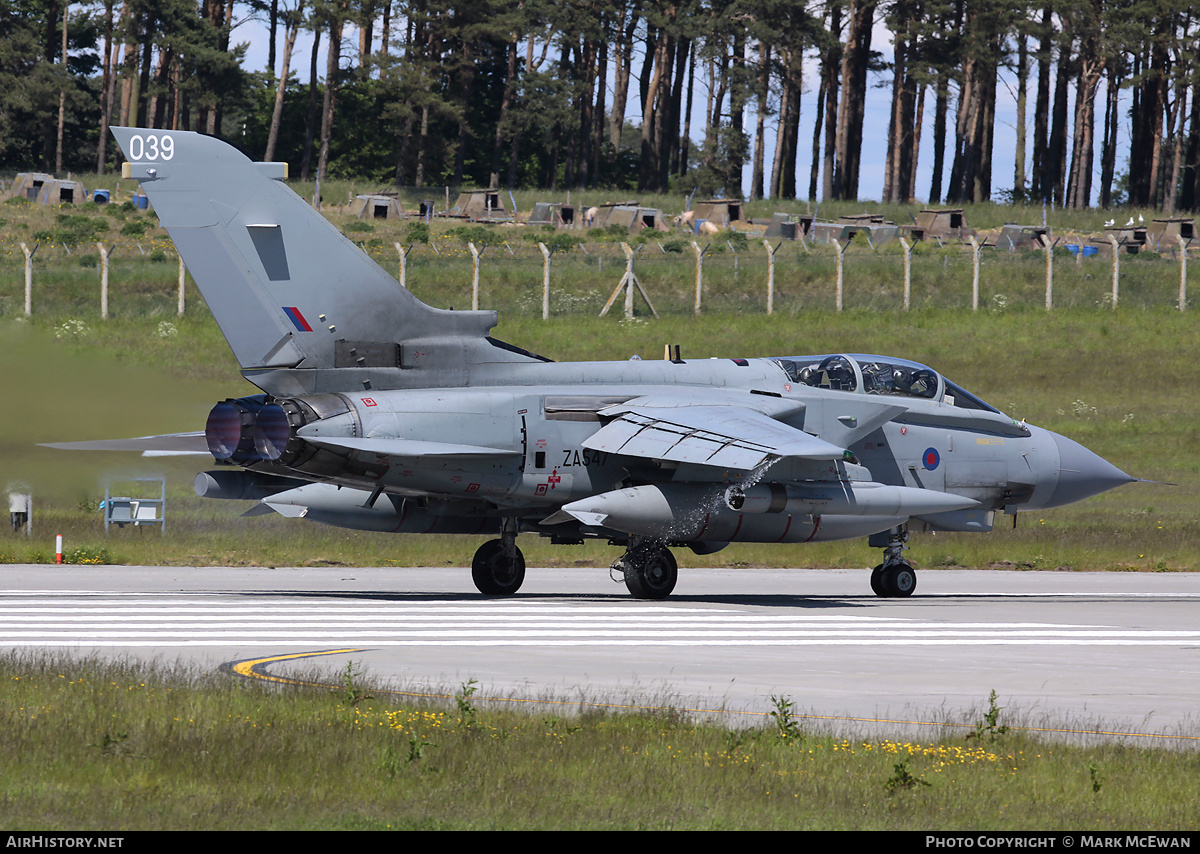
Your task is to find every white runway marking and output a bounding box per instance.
[1,591,1197,648]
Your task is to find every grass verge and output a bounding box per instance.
[1,652,1196,830]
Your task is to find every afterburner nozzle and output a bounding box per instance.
[253,404,291,461]
[204,401,243,460]
[203,393,351,467]
[204,395,286,463]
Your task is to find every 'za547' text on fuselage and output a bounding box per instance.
[50,129,1137,600]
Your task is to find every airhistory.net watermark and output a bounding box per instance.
[5,838,123,848]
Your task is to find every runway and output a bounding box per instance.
[1,565,1197,738]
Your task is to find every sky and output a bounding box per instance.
[232,15,1121,209]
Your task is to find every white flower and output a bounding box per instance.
[1071,399,1097,417]
[54,319,90,339]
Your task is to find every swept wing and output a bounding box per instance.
[584,399,845,470]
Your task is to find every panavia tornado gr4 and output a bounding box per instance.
[52,128,1137,600]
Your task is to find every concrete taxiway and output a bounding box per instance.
[1,565,1196,739]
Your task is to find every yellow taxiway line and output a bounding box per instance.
[224,648,1199,744]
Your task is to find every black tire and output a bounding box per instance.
[870,564,886,597]
[623,545,678,600]
[471,539,526,595]
[881,562,917,598]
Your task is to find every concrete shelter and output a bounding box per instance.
[1147,217,1196,251]
[527,202,577,227]
[911,208,975,241]
[6,173,87,205]
[350,194,405,220]
[692,199,745,229]
[453,190,508,221]
[592,203,668,232]
[997,224,1052,250]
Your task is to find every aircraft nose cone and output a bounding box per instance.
[1047,433,1134,507]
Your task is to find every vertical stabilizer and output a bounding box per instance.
[111,128,500,392]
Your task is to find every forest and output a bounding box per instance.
[3,0,1199,211]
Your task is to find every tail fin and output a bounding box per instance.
[111,128,508,394]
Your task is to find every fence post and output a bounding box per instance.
[600,243,658,319]
[899,237,912,310]
[968,235,980,311]
[1179,235,1188,311]
[691,240,707,315]
[97,242,113,320]
[177,254,186,316]
[1108,236,1119,308]
[624,244,635,317]
[394,241,417,290]
[469,241,482,311]
[539,242,553,320]
[1044,241,1053,310]
[21,242,37,317]
[763,239,781,315]
[834,240,847,311]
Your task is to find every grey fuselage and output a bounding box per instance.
[233,352,1099,547]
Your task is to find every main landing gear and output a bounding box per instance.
[869,526,916,598]
[471,521,525,595]
[614,540,678,600]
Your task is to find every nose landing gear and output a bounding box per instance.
[471,520,525,595]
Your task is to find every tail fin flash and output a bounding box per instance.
[111,128,502,393]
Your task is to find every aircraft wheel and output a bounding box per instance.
[471,539,526,595]
[623,544,678,600]
[880,562,917,598]
[870,564,886,597]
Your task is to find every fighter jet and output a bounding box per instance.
[48,129,1137,600]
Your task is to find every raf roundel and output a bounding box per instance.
[922,448,940,471]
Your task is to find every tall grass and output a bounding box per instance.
[1,652,1195,830]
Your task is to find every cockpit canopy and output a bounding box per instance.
[772,354,1000,413]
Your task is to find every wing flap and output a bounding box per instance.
[582,405,845,470]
